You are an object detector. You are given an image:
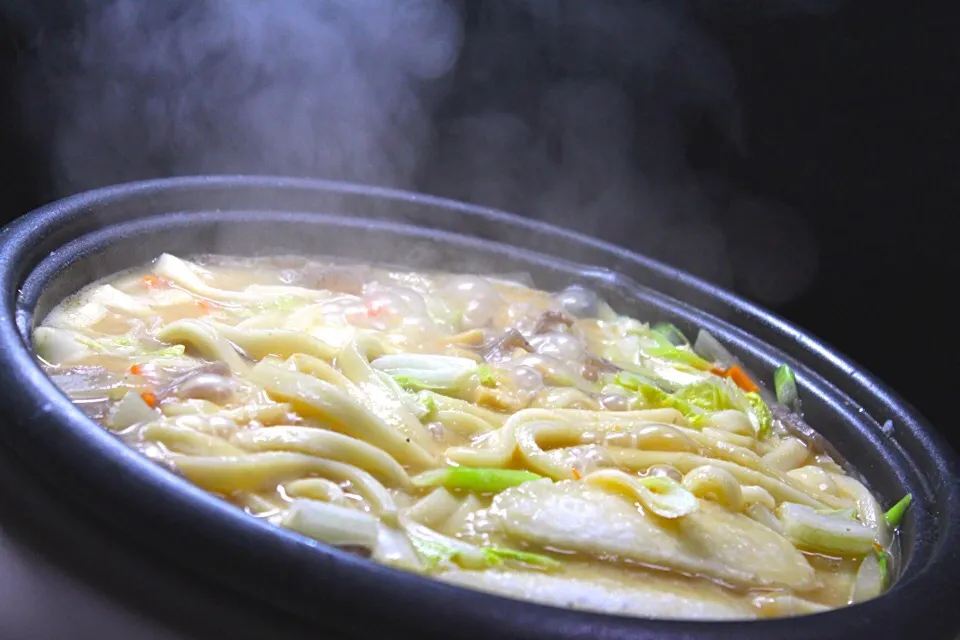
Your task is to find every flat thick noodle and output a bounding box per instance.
[442,568,756,620]
[491,479,817,591]
[231,427,412,488]
[35,253,899,622]
[210,323,340,362]
[156,320,251,372]
[247,361,437,469]
[335,339,440,456]
[172,452,397,516]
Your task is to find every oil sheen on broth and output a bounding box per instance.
[33,253,901,620]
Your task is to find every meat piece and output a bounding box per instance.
[173,373,236,403]
[771,405,854,474]
[532,310,575,335]
[156,361,232,400]
[580,354,622,382]
[474,329,534,362]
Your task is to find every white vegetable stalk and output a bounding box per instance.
[776,502,876,555]
[850,552,885,603]
[401,516,488,569]
[281,499,380,551]
[374,370,434,419]
[373,525,423,572]
[89,284,155,317]
[400,515,561,572]
[695,329,778,409]
[721,378,762,435]
[371,354,478,392]
[34,327,94,365]
[106,390,158,430]
[693,329,735,369]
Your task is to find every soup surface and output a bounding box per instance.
[33,254,906,620]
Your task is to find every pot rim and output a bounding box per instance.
[1,175,958,640]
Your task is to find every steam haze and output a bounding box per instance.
[28,0,461,189]
[18,0,833,304]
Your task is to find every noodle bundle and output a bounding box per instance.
[33,253,907,620]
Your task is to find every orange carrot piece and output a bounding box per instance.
[143,275,168,290]
[571,468,582,480]
[129,364,143,376]
[726,365,759,393]
[365,300,387,317]
[140,391,157,408]
[709,366,727,377]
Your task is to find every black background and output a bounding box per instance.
[1,1,957,450]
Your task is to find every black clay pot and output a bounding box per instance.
[0,177,957,640]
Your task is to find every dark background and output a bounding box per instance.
[1,1,956,449]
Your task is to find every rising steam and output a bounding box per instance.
[17,0,831,304]
[26,0,461,190]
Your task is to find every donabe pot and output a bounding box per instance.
[0,176,957,640]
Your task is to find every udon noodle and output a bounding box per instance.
[33,253,908,620]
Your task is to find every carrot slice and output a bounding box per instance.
[726,365,759,393]
[571,468,582,480]
[143,275,168,290]
[140,391,157,408]
[129,364,143,376]
[365,300,387,317]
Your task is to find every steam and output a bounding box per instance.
[18,0,829,304]
[30,0,461,189]
[424,1,743,286]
